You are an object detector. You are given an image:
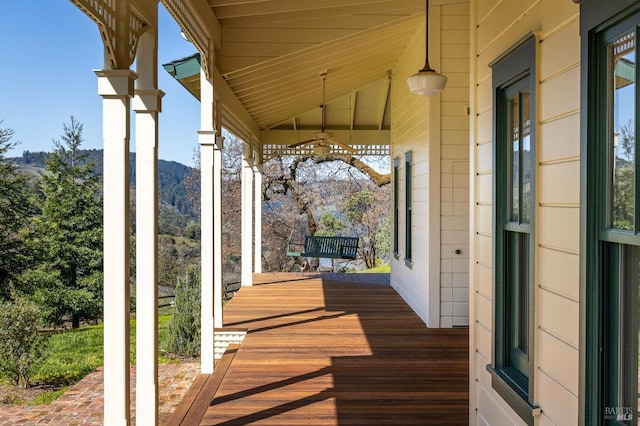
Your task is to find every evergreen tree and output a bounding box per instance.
[166,266,201,357]
[0,122,31,299]
[26,117,103,328]
[315,212,344,237]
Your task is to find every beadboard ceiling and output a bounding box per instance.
[166,0,436,154]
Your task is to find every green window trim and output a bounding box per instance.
[404,151,413,267]
[488,34,538,426]
[486,365,540,424]
[393,157,400,259]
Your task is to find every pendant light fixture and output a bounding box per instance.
[406,0,447,96]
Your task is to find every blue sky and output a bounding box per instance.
[0,1,202,167]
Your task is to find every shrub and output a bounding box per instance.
[0,299,47,388]
[166,266,201,357]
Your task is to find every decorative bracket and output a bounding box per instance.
[70,0,150,69]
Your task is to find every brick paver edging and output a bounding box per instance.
[0,362,199,426]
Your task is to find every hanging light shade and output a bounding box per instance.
[407,0,447,96]
[407,70,447,96]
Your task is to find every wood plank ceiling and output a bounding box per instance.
[202,0,425,153]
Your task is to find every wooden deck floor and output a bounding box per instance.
[192,272,468,425]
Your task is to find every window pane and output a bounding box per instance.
[510,95,520,222]
[603,243,640,423]
[517,233,529,353]
[393,158,399,254]
[610,31,636,231]
[405,152,412,260]
[507,231,530,378]
[623,245,639,423]
[521,91,532,224]
[509,232,530,355]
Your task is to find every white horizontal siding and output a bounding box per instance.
[389,11,432,326]
[538,247,579,301]
[539,113,580,161]
[476,382,527,426]
[471,0,581,424]
[536,366,579,425]
[538,161,580,205]
[538,287,579,348]
[537,328,579,396]
[391,4,471,329]
[538,207,580,253]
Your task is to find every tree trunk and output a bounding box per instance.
[72,314,80,329]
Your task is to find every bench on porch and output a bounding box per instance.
[286,235,359,260]
[224,280,241,301]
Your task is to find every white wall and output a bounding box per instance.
[469,0,581,424]
[440,3,470,328]
[390,3,470,329]
[390,18,433,323]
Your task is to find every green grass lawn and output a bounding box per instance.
[1,315,174,405]
[356,264,391,273]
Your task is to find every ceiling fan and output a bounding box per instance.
[288,72,357,155]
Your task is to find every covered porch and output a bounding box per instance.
[168,272,469,425]
[64,0,470,422]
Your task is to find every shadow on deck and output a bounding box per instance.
[168,272,469,425]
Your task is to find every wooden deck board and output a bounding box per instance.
[164,374,209,425]
[190,272,468,425]
[165,346,240,426]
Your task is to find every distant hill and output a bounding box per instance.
[11,149,198,217]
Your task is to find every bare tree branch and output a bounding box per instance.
[305,155,391,187]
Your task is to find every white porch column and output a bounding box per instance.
[96,68,137,426]
[253,163,263,273]
[213,102,224,329]
[134,26,163,425]
[199,68,216,373]
[241,145,254,286]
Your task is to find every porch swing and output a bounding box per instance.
[286,230,359,260]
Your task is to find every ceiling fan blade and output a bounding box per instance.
[329,139,357,154]
[288,139,316,149]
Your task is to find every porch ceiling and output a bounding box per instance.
[164,0,427,158]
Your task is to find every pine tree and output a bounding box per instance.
[0,122,31,299]
[28,117,103,328]
[166,266,201,357]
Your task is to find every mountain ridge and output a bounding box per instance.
[10,149,198,217]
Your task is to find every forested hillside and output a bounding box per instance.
[13,149,197,216]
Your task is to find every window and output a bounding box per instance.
[393,157,400,259]
[582,2,640,423]
[405,151,413,266]
[486,35,537,425]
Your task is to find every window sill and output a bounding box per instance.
[393,252,400,260]
[486,365,539,426]
[404,258,413,269]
